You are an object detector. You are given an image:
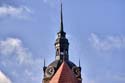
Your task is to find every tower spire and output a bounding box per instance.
[60,0,64,32]
[43,1,82,82]
[55,0,69,61]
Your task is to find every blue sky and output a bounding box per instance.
[0,0,125,83]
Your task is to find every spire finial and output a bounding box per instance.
[60,0,64,32]
[43,58,46,76]
[79,59,81,67]
[44,58,45,67]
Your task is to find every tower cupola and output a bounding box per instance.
[55,3,69,61]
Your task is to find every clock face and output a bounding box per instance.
[75,68,81,77]
[72,66,81,77]
[45,66,55,77]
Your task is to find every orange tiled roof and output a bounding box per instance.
[50,61,78,83]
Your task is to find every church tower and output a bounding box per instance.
[42,2,82,83]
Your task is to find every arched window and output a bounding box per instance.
[56,49,59,56]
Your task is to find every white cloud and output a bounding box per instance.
[0,5,31,19]
[89,33,125,51]
[0,71,11,83]
[0,38,33,64]
[0,38,43,83]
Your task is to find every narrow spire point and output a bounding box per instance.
[60,0,64,32]
[79,59,81,67]
[44,58,45,67]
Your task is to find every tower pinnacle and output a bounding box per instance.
[60,1,64,32]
